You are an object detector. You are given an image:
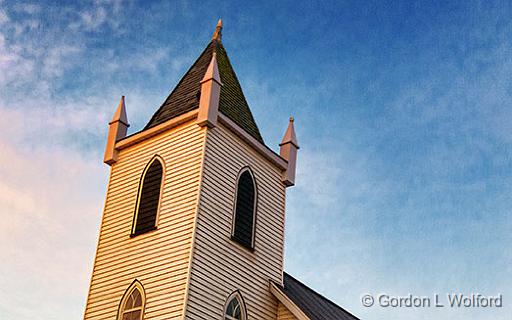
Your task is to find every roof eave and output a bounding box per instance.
[269,281,311,320]
[115,112,288,172]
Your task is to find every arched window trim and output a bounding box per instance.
[131,155,165,236]
[117,279,146,320]
[231,166,258,250]
[223,290,248,320]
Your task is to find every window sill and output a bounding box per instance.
[230,236,255,253]
[130,226,157,238]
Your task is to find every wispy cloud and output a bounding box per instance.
[12,3,40,14]
[0,8,9,24]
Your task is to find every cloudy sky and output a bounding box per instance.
[0,1,511,319]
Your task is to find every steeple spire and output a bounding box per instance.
[145,18,264,143]
[212,18,222,42]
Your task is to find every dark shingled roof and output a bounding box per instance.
[281,272,360,320]
[144,40,264,144]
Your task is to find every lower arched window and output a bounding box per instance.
[224,291,246,320]
[118,280,145,320]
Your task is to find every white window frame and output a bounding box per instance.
[231,166,258,249]
[131,155,165,235]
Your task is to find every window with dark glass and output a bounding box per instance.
[132,157,163,236]
[232,169,256,249]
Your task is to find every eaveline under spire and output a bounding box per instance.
[144,20,264,143]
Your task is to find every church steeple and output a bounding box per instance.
[86,20,300,320]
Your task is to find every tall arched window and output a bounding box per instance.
[232,168,257,249]
[118,280,145,320]
[224,291,247,320]
[132,156,164,236]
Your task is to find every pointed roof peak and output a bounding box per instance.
[110,95,129,126]
[212,18,222,42]
[280,116,299,147]
[145,34,264,143]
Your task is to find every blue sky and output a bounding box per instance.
[0,1,510,319]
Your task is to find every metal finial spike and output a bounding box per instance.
[212,18,222,41]
[290,116,294,122]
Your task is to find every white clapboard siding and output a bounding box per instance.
[278,303,298,320]
[84,122,207,320]
[184,123,286,319]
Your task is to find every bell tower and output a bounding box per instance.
[84,20,299,320]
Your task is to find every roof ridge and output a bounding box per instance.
[283,272,360,319]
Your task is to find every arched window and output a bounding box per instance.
[232,168,257,249]
[224,291,247,320]
[118,281,145,320]
[132,156,164,236]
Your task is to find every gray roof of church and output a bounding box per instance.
[144,40,264,144]
[282,272,360,320]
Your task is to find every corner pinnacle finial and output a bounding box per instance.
[201,51,222,85]
[104,95,129,165]
[212,18,222,42]
[280,116,299,148]
[110,95,129,126]
[280,116,300,187]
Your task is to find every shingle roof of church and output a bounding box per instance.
[144,39,264,144]
[281,272,360,320]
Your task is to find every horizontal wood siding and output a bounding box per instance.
[84,122,206,320]
[185,123,286,319]
[277,303,298,320]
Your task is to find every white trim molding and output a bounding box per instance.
[269,282,310,320]
[218,114,288,171]
[231,166,258,250]
[114,111,288,174]
[131,155,165,236]
[116,110,199,151]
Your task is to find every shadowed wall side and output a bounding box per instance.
[184,122,286,319]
